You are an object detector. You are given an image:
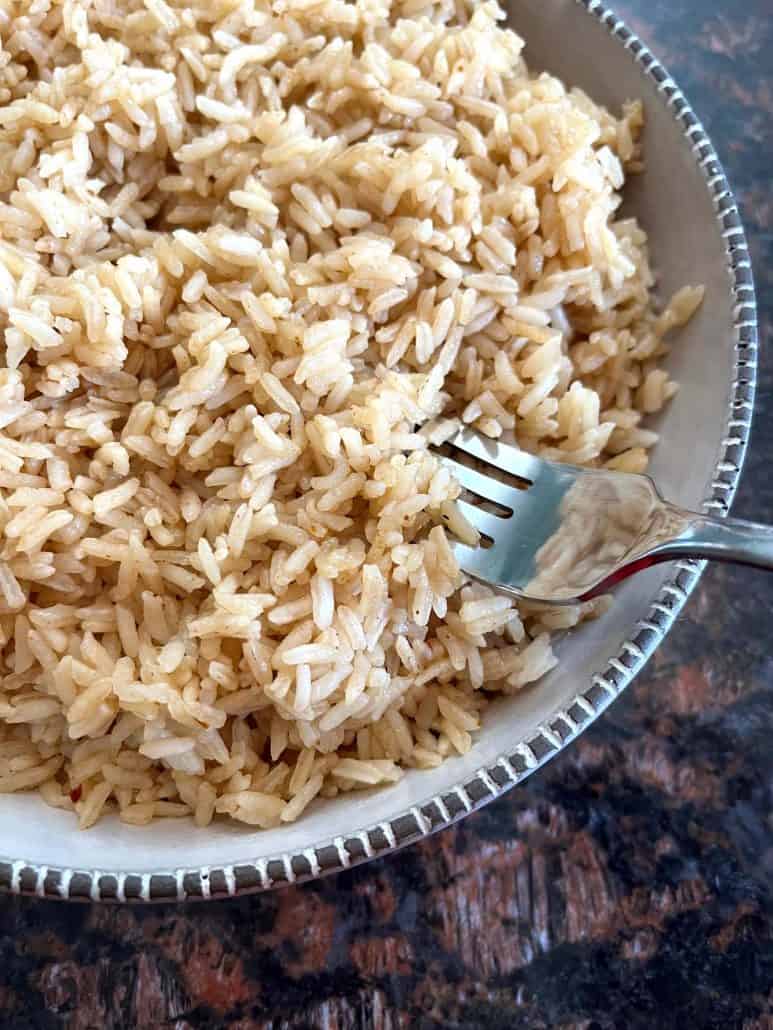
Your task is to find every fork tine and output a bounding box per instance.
[446,427,540,483]
[452,498,510,543]
[439,455,523,510]
[448,538,498,582]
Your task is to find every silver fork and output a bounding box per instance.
[434,428,773,605]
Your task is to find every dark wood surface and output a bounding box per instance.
[2,2,772,1027]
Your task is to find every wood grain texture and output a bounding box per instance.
[2,1,773,1027]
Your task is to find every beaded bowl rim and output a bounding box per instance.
[0,0,758,902]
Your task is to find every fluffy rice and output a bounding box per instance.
[0,0,703,829]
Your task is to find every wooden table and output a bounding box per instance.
[2,1,772,1026]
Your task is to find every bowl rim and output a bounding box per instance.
[0,0,758,903]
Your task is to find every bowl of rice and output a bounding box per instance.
[0,0,756,900]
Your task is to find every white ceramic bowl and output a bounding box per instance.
[0,0,757,901]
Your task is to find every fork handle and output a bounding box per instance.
[581,506,773,601]
[652,507,773,570]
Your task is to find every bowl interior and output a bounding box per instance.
[0,0,741,884]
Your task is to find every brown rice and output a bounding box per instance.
[0,0,703,829]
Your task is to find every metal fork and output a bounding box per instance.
[433,428,773,605]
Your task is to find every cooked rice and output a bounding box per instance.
[0,0,702,828]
